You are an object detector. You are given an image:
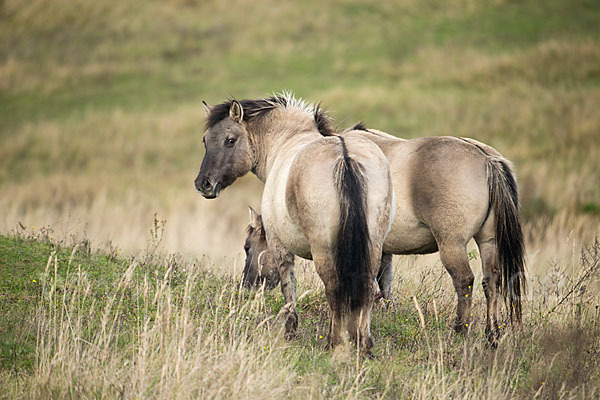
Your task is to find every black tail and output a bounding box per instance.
[333,136,371,312]
[487,157,527,322]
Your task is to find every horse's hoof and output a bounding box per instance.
[361,349,375,359]
[360,336,374,358]
[374,291,383,302]
[485,326,501,348]
[284,313,298,340]
[381,297,394,311]
[284,324,298,340]
[325,338,341,351]
[453,323,469,334]
[284,330,297,341]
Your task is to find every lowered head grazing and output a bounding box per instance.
[242,207,280,290]
[194,100,254,199]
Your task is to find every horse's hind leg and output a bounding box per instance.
[475,218,501,345]
[347,289,375,357]
[312,252,343,349]
[439,241,474,333]
[325,292,343,350]
[477,238,500,345]
[376,253,393,300]
[348,250,381,357]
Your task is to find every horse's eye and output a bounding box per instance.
[244,245,249,253]
[225,137,236,147]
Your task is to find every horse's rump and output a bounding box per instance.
[284,135,391,311]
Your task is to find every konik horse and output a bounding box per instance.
[194,94,395,354]
[242,122,526,345]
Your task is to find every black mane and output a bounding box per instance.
[313,102,334,136]
[205,95,334,136]
[349,121,368,132]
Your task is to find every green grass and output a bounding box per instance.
[0,233,415,375]
[1,234,599,398]
[0,235,125,372]
[2,0,600,129]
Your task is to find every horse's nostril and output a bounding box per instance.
[202,178,212,190]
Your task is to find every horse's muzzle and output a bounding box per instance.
[194,177,221,199]
[242,273,280,291]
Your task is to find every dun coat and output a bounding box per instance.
[195,94,395,354]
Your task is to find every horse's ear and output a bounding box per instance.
[229,100,244,123]
[248,206,262,230]
[202,101,212,116]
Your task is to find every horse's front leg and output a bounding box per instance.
[265,235,297,339]
[376,253,393,301]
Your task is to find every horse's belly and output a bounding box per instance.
[275,221,312,260]
[384,209,437,255]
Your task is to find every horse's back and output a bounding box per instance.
[384,136,495,252]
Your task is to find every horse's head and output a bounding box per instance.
[195,100,254,199]
[242,207,280,290]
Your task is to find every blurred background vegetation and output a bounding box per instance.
[1,0,599,259]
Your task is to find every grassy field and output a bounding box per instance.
[1,0,600,398]
[1,233,599,398]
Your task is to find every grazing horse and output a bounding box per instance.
[241,123,526,345]
[194,94,395,354]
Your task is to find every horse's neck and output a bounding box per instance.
[249,112,321,182]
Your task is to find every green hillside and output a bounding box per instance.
[1,0,599,223]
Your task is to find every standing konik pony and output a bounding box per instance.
[194,94,394,355]
[242,122,526,346]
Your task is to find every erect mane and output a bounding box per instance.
[205,92,334,136]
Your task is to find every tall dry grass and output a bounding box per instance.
[18,252,297,399]
[3,235,599,399]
